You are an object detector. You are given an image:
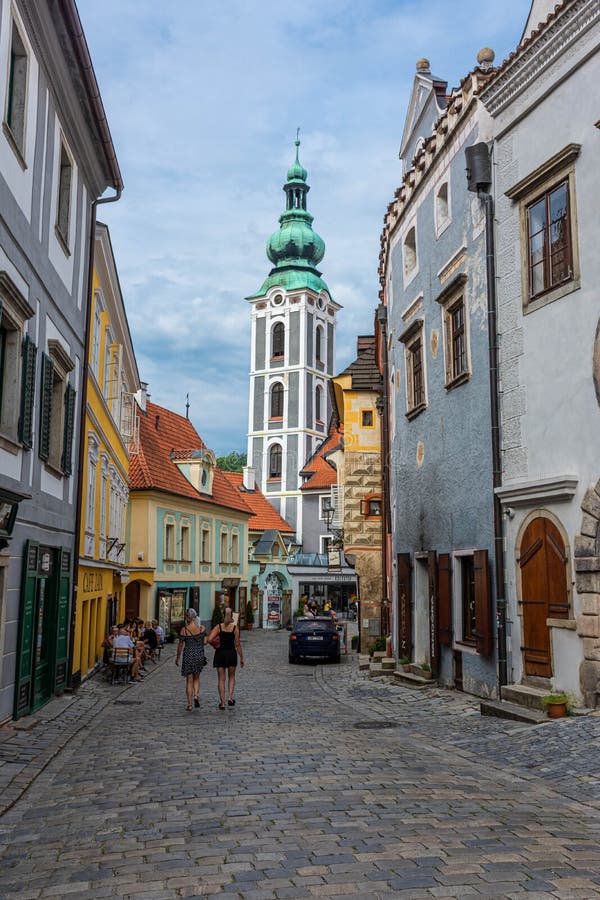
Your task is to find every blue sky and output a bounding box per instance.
[77,0,527,456]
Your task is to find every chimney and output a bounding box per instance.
[357,335,375,356]
[135,382,148,413]
[243,466,255,491]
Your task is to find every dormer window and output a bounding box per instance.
[173,448,216,494]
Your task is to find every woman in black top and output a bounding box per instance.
[206,608,244,709]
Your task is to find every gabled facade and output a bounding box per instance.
[330,336,383,650]
[480,0,600,706]
[0,1,121,720]
[379,54,499,698]
[223,468,296,628]
[73,223,140,684]
[246,139,341,545]
[128,400,251,635]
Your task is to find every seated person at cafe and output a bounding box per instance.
[152,619,165,645]
[143,621,158,660]
[112,628,143,682]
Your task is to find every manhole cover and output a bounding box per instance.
[353,720,398,730]
[113,699,143,706]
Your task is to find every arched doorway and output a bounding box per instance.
[519,517,569,678]
[125,581,140,622]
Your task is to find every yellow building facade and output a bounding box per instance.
[72,223,140,682]
[332,336,384,647]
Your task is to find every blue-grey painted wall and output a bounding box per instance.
[388,123,497,698]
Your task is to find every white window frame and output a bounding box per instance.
[451,549,479,655]
[402,219,419,288]
[201,525,211,563]
[3,15,29,164]
[55,135,74,254]
[399,319,427,419]
[164,519,176,561]
[0,273,34,451]
[437,274,471,390]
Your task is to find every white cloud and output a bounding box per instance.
[79,0,527,455]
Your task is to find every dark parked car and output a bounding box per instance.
[289,616,340,664]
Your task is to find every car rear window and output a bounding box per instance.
[294,619,335,633]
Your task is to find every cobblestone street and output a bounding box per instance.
[0,629,599,899]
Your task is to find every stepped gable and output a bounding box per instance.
[223,472,294,533]
[300,417,343,491]
[339,336,381,392]
[130,400,251,514]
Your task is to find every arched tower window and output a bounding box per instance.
[269,443,282,479]
[315,385,323,422]
[272,322,284,359]
[403,226,417,278]
[270,382,284,418]
[316,325,323,363]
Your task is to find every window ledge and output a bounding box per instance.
[2,122,27,170]
[0,432,21,455]
[524,278,579,315]
[445,370,470,391]
[45,460,64,479]
[547,617,576,630]
[316,360,325,369]
[268,416,283,422]
[454,640,478,655]
[270,356,284,362]
[406,401,427,421]
[54,224,71,258]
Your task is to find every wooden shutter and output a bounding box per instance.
[438,553,452,646]
[428,551,439,676]
[397,553,412,660]
[545,520,569,619]
[14,541,38,717]
[405,349,413,410]
[39,352,54,462]
[474,549,493,656]
[18,334,37,448]
[53,548,71,693]
[61,383,76,475]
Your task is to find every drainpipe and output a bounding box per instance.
[376,303,390,639]
[465,142,508,692]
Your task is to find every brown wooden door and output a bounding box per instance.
[519,518,568,678]
[397,554,412,661]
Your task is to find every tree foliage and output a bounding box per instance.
[216,451,247,472]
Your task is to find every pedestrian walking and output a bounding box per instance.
[206,607,244,709]
[175,609,207,711]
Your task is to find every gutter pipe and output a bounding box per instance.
[376,303,391,638]
[479,186,508,691]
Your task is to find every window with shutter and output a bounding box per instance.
[438,553,452,646]
[0,274,34,448]
[61,383,76,475]
[18,334,36,448]
[474,549,493,656]
[39,353,54,462]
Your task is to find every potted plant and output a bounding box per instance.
[351,634,359,651]
[399,656,410,671]
[542,693,569,719]
[245,600,255,631]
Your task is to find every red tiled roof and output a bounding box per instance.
[130,401,251,515]
[222,473,294,533]
[300,419,343,491]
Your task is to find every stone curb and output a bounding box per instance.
[0,645,174,819]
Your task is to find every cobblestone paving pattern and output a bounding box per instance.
[0,629,598,899]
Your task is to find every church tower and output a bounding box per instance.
[246,139,340,544]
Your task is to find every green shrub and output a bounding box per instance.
[367,636,387,656]
[351,634,359,650]
[399,656,409,666]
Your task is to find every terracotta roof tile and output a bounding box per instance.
[130,400,251,515]
[300,418,342,491]
[222,473,294,533]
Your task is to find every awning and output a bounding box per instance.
[221,577,241,589]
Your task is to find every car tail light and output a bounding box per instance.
[290,635,297,641]
[332,633,339,641]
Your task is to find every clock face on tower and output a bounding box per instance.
[316,296,325,310]
[272,293,284,307]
